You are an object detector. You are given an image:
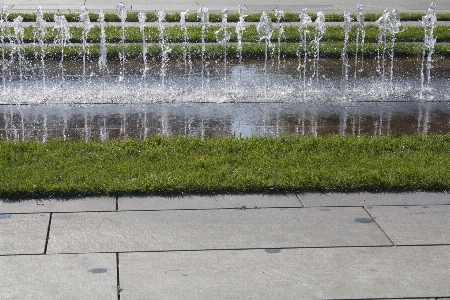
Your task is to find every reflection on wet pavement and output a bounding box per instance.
[1,102,449,140]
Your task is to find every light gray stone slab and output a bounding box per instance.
[47,207,390,253]
[245,4,339,13]
[367,205,450,245]
[8,0,450,13]
[0,213,49,255]
[299,192,450,207]
[0,197,116,214]
[0,253,117,300]
[118,194,301,210]
[119,246,450,299]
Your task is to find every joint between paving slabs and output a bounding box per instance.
[115,195,119,212]
[44,213,53,254]
[294,193,304,207]
[116,252,121,300]
[363,206,396,246]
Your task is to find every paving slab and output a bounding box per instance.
[118,194,301,210]
[0,253,117,300]
[0,213,49,255]
[119,246,450,299]
[298,192,450,207]
[7,0,450,13]
[0,197,116,214]
[47,207,390,253]
[367,205,450,245]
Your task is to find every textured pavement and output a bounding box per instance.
[1,192,450,299]
[5,0,450,13]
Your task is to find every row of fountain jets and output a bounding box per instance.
[0,2,439,101]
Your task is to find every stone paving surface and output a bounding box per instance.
[1,192,450,299]
[0,213,49,255]
[0,253,117,300]
[119,246,450,299]
[5,0,450,13]
[47,207,390,253]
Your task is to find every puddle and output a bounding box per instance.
[0,214,12,220]
[354,217,374,223]
[265,248,282,254]
[88,268,108,274]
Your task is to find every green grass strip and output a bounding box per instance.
[9,24,450,44]
[6,11,450,23]
[1,135,449,199]
[13,41,450,61]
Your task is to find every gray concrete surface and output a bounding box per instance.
[5,0,450,13]
[1,193,450,299]
[299,192,450,207]
[46,207,390,253]
[0,253,117,300]
[0,213,49,255]
[367,204,450,245]
[0,197,116,214]
[118,193,302,210]
[119,246,450,299]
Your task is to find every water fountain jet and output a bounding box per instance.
[197,7,209,95]
[98,10,108,101]
[157,10,171,90]
[216,9,230,93]
[1,3,8,93]
[34,7,46,91]
[420,2,437,99]
[312,11,325,83]
[138,11,147,100]
[274,7,284,70]
[80,5,91,89]
[235,5,246,84]
[341,10,352,99]
[354,4,365,78]
[298,8,311,100]
[116,2,127,85]
[54,14,70,100]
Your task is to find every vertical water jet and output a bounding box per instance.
[0,3,8,94]
[257,12,274,98]
[341,10,352,100]
[388,9,401,93]
[376,8,401,98]
[298,8,311,100]
[274,7,284,70]
[98,10,108,101]
[420,2,437,99]
[312,11,325,83]
[54,15,70,101]
[138,11,147,100]
[116,2,127,84]
[80,5,91,88]
[354,4,365,78]
[235,5,246,84]
[157,10,171,90]
[215,9,230,92]
[180,10,190,85]
[197,7,209,95]
[34,7,46,91]
[13,16,24,90]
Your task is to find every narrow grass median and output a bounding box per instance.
[1,135,449,199]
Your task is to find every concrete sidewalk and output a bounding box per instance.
[1,192,450,299]
[5,0,450,14]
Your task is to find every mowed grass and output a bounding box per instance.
[1,135,449,199]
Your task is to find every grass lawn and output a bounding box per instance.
[1,135,449,199]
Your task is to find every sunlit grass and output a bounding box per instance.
[1,135,449,199]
